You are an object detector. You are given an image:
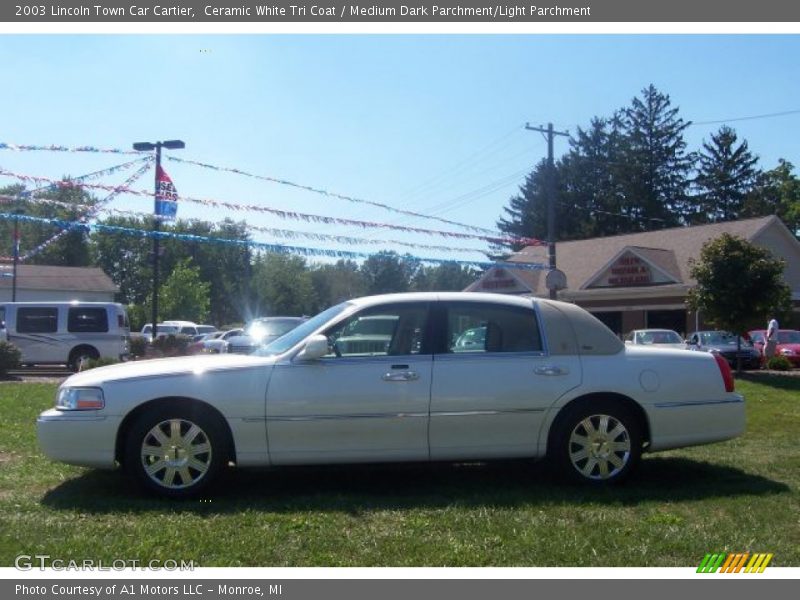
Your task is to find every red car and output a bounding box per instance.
[748,329,800,367]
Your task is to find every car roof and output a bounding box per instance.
[347,292,537,309]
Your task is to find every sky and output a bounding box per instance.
[1,34,800,266]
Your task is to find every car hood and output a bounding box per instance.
[63,353,276,387]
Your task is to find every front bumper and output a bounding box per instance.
[37,409,121,469]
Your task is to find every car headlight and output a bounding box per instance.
[780,348,795,356]
[56,387,105,411]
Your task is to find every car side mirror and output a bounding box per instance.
[296,335,329,361]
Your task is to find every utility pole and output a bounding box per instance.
[132,139,185,341]
[525,122,569,299]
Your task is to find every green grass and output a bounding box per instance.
[1,377,798,567]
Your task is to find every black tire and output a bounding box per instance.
[549,399,642,485]
[68,346,99,372]
[123,404,229,499]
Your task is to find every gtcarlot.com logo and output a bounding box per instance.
[697,553,773,573]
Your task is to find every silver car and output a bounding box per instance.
[38,293,745,498]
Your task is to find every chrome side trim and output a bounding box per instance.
[654,398,745,409]
[264,408,545,422]
[268,412,429,422]
[431,408,545,417]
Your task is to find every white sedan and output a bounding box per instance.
[37,292,745,498]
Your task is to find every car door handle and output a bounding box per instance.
[534,365,568,376]
[382,368,419,382]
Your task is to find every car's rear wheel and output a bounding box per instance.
[124,405,228,498]
[551,400,642,485]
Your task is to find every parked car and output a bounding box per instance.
[188,329,244,354]
[686,330,761,369]
[624,329,686,349]
[140,323,181,342]
[37,293,745,497]
[224,317,306,354]
[748,329,800,367]
[37,292,745,498]
[0,301,130,371]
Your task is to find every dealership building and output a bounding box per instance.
[465,215,800,337]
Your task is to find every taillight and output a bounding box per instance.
[713,353,735,393]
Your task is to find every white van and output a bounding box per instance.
[0,302,130,371]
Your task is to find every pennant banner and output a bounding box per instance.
[155,165,178,220]
[16,160,154,262]
[2,194,488,256]
[0,212,548,272]
[167,155,502,236]
[0,142,144,155]
[0,168,544,248]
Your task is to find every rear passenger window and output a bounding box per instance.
[68,308,109,333]
[18,308,58,334]
[447,303,542,354]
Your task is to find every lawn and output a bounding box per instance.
[0,376,798,567]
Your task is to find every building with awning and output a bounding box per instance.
[465,215,800,337]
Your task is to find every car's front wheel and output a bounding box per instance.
[550,400,642,485]
[124,405,228,498]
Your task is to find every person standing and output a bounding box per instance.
[764,317,780,365]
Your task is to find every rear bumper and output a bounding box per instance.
[646,394,745,452]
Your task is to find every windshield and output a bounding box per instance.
[258,303,352,356]
[701,332,750,346]
[778,331,800,344]
[247,318,303,341]
[636,330,683,345]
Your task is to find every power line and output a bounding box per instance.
[691,108,800,126]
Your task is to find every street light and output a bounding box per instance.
[132,139,185,341]
[11,208,23,302]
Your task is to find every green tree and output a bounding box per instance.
[412,262,480,291]
[743,159,800,238]
[619,84,694,228]
[250,253,316,316]
[90,215,153,305]
[158,259,211,323]
[1,181,97,267]
[310,260,367,311]
[360,251,413,295]
[686,233,791,371]
[560,114,631,237]
[692,126,760,223]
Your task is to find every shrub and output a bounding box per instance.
[82,357,120,371]
[0,341,22,376]
[129,336,148,358]
[767,356,793,371]
[152,334,192,357]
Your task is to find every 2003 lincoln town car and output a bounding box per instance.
[37,293,745,498]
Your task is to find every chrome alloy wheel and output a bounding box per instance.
[568,414,632,481]
[140,419,213,490]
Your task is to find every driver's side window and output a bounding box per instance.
[322,304,428,359]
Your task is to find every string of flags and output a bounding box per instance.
[166,155,501,236]
[0,142,143,155]
[2,193,488,256]
[16,160,154,262]
[0,212,548,272]
[0,167,544,248]
[0,140,515,237]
